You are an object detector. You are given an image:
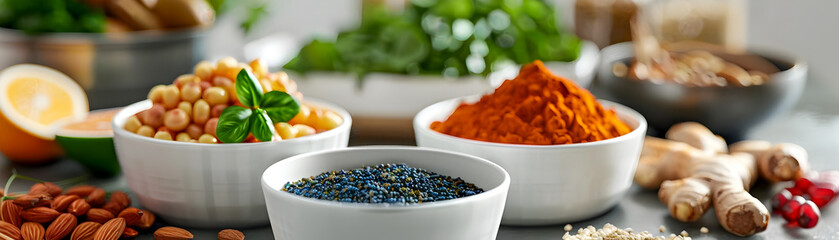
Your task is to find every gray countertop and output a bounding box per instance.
[0,83,837,239]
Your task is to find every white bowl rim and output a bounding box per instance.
[414,95,648,149]
[111,98,352,147]
[262,146,511,210]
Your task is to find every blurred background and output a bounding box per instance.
[1,0,837,141]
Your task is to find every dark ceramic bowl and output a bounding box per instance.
[596,42,807,140]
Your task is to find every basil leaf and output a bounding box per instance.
[216,106,252,143]
[250,109,276,142]
[235,69,264,107]
[260,91,300,123]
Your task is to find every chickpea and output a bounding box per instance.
[293,124,316,138]
[147,85,166,103]
[193,100,210,125]
[162,85,181,109]
[249,59,268,78]
[289,105,310,125]
[228,87,240,104]
[212,76,233,89]
[198,134,218,144]
[211,104,228,118]
[153,131,173,141]
[177,101,193,116]
[163,109,190,132]
[174,74,199,89]
[203,87,228,106]
[194,60,215,81]
[199,81,212,91]
[274,122,298,140]
[176,132,192,142]
[124,116,143,133]
[259,79,273,93]
[216,57,238,76]
[185,123,204,139]
[180,82,202,103]
[314,111,343,130]
[136,125,155,137]
[140,104,165,128]
[204,118,219,137]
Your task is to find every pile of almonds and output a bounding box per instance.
[0,182,244,240]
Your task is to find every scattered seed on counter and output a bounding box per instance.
[562,224,691,240]
[564,224,573,232]
[282,163,484,204]
[659,225,666,233]
[680,230,689,237]
[700,227,709,234]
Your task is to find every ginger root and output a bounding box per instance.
[664,122,728,155]
[635,122,794,236]
[730,140,809,182]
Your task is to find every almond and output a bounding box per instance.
[135,210,155,229]
[107,191,130,209]
[85,208,115,224]
[153,226,193,240]
[0,221,21,240]
[51,195,80,212]
[12,193,51,208]
[121,227,138,239]
[92,218,125,240]
[29,182,62,197]
[117,208,143,226]
[65,186,96,198]
[101,202,120,216]
[20,207,60,223]
[68,199,91,216]
[45,213,77,240]
[20,222,43,240]
[70,222,101,240]
[86,189,106,207]
[1,200,22,227]
[218,229,244,240]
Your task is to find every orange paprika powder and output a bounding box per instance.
[431,60,632,145]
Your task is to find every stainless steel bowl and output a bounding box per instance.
[0,28,208,109]
[595,42,807,140]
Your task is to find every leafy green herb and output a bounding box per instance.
[0,0,106,34]
[216,69,300,143]
[284,0,581,80]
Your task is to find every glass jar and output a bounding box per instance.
[644,0,747,49]
[574,0,645,49]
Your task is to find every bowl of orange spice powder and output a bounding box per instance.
[414,60,648,225]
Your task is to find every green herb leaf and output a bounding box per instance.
[216,106,253,143]
[250,109,276,142]
[260,91,300,123]
[235,69,264,107]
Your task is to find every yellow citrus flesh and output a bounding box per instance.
[7,77,76,125]
[0,64,88,163]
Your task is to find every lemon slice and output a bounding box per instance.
[0,64,88,163]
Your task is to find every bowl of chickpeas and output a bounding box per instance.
[110,58,352,228]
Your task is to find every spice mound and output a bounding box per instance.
[563,224,691,240]
[282,163,484,204]
[431,60,631,145]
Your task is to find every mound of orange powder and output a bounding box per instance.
[430,60,632,145]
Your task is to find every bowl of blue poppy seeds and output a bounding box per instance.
[261,146,511,240]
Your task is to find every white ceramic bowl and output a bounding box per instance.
[111,99,351,228]
[261,146,511,240]
[414,96,647,226]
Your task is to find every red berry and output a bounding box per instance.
[782,196,807,222]
[772,189,793,214]
[793,178,813,192]
[786,187,804,196]
[808,183,837,207]
[797,201,821,228]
